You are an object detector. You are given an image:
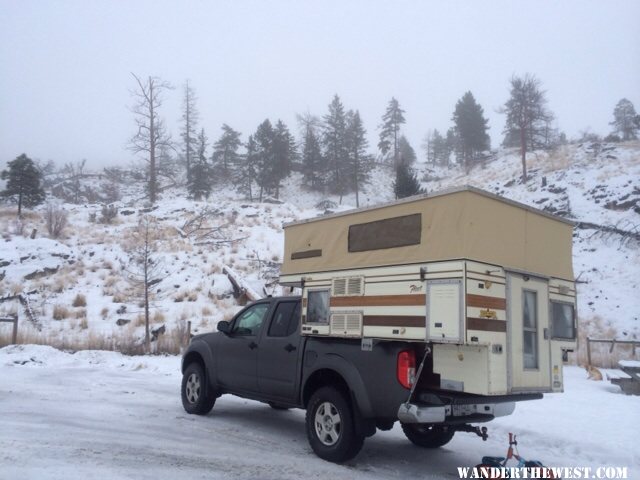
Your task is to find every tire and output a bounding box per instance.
[181,362,215,415]
[305,386,364,463]
[268,402,290,410]
[400,423,455,448]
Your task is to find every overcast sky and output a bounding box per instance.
[1,0,639,168]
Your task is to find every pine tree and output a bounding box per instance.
[212,124,242,180]
[452,91,490,172]
[345,110,370,207]
[397,135,416,165]
[378,97,406,166]
[234,135,259,201]
[300,123,325,190]
[393,161,423,199]
[322,95,349,201]
[254,119,276,202]
[445,128,458,168]
[428,129,447,167]
[501,74,554,181]
[272,120,297,199]
[610,98,639,141]
[1,154,46,216]
[181,81,199,186]
[189,128,211,200]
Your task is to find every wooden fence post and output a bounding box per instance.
[586,337,592,366]
[0,315,18,345]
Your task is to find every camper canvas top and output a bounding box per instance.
[281,186,574,281]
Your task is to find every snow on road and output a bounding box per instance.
[1,345,638,479]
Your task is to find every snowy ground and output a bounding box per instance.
[1,345,638,479]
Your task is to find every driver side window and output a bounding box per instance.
[231,303,269,336]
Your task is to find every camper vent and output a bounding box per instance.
[332,276,364,297]
[330,312,363,337]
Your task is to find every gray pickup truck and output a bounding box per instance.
[181,296,539,463]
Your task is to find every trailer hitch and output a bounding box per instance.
[455,425,488,441]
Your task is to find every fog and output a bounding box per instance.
[1,0,638,167]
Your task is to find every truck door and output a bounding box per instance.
[216,302,271,394]
[257,300,302,402]
[506,273,552,392]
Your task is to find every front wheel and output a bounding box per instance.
[305,386,364,463]
[401,423,455,448]
[181,362,215,415]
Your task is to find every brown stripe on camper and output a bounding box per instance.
[363,315,424,328]
[291,249,322,260]
[466,294,506,310]
[467,317,507,332]
[331,294,426,307]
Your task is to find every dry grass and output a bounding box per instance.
[201,306,212,316]
[72,293,87,307]
[152,311,165,323]
[100,307,109,319]
[52,304,70,320]
[574,315,638,368]
[112,292,127,303]
[74,308,87,319]
[79,317,89,329]
[0,329,148,355]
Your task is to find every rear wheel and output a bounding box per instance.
[401,423,455,448]
[305,386,364,463]
[181,362,215,415]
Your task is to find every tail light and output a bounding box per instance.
[397,349,416,389]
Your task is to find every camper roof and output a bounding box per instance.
[281,186,575,281]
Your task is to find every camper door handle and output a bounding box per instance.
[284,343,297,353]
[248,341,258,350]
[543,328,549,340]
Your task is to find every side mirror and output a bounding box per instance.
[217,321,230,334]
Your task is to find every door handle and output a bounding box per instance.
[284,343,297,353]
[248,341,258,350]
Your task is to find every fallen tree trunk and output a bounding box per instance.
[223,265,263,305]
[574,221,640,242]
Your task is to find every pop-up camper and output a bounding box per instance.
[280,186,577,396]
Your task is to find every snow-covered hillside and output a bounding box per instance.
[0,141,638,364]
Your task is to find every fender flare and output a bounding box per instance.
[303,353,374,418]
[182,339,217,393]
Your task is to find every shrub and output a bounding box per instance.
[72,293,87,307]
[99,204,118,224]
[44,203,68,239]
[52,305,69,320]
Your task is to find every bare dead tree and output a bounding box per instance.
[63,159,87,204]
[175,207,248,246]
[124,215,165,352]
[181,80,199,186]
[128,73,173,205]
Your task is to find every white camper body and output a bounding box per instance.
[280,187,578,396]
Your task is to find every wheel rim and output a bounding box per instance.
[185,373,201,404]
[314,401,342,446]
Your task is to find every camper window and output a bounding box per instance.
[523,290,539,369]
[307,290,330,324]
[348,214,421,252]
[551,301,575,340]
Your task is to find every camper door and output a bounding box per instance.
[507,273,552,392]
